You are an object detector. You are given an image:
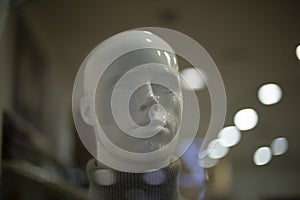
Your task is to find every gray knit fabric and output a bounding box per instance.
[87,159,182,200]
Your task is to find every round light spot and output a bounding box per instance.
[145,38,152,43]
[258,83,282,105]
[143,170,165,185]
[296,44,300,61]
[93,170,116,186]
[271,137,288,156]
[253,147,272,166]
[207,139,229,159]
[181,68,206,90]
[218,126,241,147]
[198,155,218,168]
[234,108,259,131]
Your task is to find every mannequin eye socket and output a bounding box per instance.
[139,105,148,111]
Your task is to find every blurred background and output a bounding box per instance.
[1,0,300,199]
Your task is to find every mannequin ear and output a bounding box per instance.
[80,96,94,126]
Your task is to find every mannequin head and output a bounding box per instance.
[74,29,185,172]
[95,48,182,153]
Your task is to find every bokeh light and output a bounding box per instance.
[143,170,166,185]
[258,83,282,105]
[253,147,272,166]
[207,139,229,159]
[198,155,219,168]
[181,68,206,90]
[93,170,116,186]
[271,137,288,156]
[218,126,241,147]
[234,108,259,131]
[296,44,300,60]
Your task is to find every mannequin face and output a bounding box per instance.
[129,83,180,140]
[95,48,182,153]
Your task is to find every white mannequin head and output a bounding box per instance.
[73,29,183,172]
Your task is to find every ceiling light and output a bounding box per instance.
[253,147,272,166]
[198,155,218,168]
[296,44,300,60]
[181,68,206,90]
[218,126,241,147]
[234,108,259,131]
[258,83,282,105]
[271,137,288,156]
[207,139,229,159]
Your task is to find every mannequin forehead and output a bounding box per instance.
[98,48,178,88]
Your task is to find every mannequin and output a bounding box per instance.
[72,29,185,199]
[94,48,181,154]
[88,48,183,200]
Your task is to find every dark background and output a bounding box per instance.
[1,0,300,199]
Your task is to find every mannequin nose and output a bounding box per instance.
[140,83,167,125]
[129,82,167,127]
[139,83,159,111]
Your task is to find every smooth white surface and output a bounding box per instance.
[258,83,282,105]
[234,108,259,131]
